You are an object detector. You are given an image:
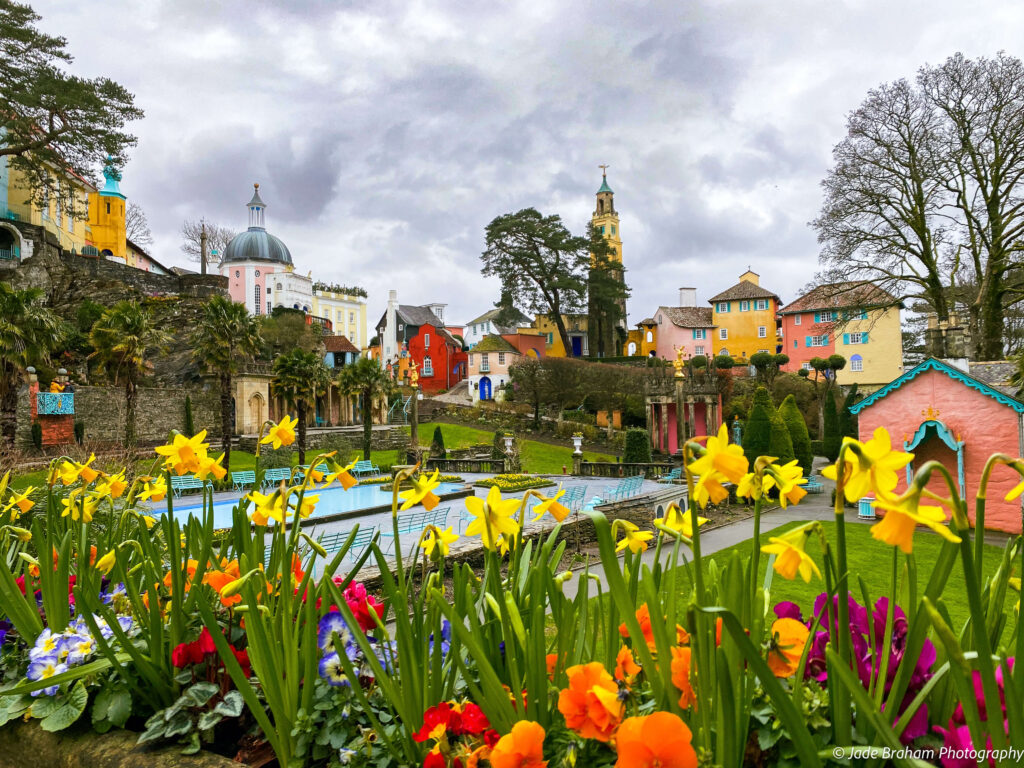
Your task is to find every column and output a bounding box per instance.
[660,403,669,456]
[687,397,697,440]
[704,397,713,435]
[647,402,656,452]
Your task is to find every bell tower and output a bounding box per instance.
[591,165,622,263]
[587,166,629,357]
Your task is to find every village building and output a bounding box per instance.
[467,334,521,402]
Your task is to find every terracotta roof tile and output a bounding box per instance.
[324,335,359,354]
[656,306,715,328]
[708,280,780,303]
[780,281,899,315]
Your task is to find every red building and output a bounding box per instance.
[374,302,468,394]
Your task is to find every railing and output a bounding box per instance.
[240,361,274,375]
[0,247,19,261]
[37,392,75,415]
[425,457,506,474]
[579,461,676,479]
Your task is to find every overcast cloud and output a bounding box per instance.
[32,0,1024,328]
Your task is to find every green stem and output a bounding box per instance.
[832,442,853,747]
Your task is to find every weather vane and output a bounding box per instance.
[599,164,610,175]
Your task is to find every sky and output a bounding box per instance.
[32,0,1024,330]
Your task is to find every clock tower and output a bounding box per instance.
[587,167,629,357]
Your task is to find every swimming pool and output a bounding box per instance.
[165,482,469,529]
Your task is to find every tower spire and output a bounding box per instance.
[247,183,266,229]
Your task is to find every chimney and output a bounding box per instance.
[385,290,398,358]
[678,287,697,307]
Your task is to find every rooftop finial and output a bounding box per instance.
[599,163,609,177]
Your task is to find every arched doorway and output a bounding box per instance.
[627,341,637,356]
[0,224,20,262]
[248,393,264,433]
[479,376,492,401]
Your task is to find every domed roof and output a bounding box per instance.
[220,183,293,266]
[221,228,293,265]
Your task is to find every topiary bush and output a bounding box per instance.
[73,420,85,445]
[823,388,841,462]
[742,403,772,466]
[780,394,813,478]
[184,395,195,436]
[430,426,446,459]
[623,427,652,463]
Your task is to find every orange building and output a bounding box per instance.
[708,271,781,362]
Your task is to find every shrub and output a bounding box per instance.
[73,420,85,445]
[430,426,446,459]
[767,408,795,467]
[30,421,42,451]
[690,355,708,369]
[491,430,506,460]
[810,439,825,458]
[184,395,195,436]
[823,388,841,461]
[743,405,772,466]
[714,354,735,369]
[623,427,651,463]
[780,394,813,477]
[261,447,294,469]
[839,385,860,440]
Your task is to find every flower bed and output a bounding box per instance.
[360,473,464,486]
[472,473,556,492]
[0,419,1019,768]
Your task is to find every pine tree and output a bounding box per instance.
[430,425,447,459]
[780,394,813,477]
[823,388,841,462]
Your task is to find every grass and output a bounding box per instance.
[676,519,1016,631]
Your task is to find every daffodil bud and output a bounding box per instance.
[18,552,39,567]
[7,526,31,542]
[554,570,573,583]
[95,549,117,575]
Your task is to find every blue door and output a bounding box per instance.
[479,376,492,400]
[571,336,582,356]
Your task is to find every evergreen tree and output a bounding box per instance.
[430,425,447,459]
[822,388,841,461]
[780,394,813,477]
[743,403,772,465]
[623,427,651,463]
[839,384,860,440]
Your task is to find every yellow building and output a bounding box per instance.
[708,270,781,362]
[523,314,589,357]
[310,286,368,350]
[87,163,127,261]
[592,169,622,264]
[625,318,658,357]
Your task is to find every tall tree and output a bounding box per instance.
[191,296,263,471]
[125,201,152,246]
[508,356,544,427]
[89,301,170,448]
[272,349,329,465]
[180,219,237,268]
[809,354,846,437]
[337,357,393,460]
[0,0,142,210]
[587,242,631,358]
[0,284,62,446]
[482,208,589,356]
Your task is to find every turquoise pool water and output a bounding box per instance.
[165,482,467,528]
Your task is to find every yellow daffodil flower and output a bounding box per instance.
[95,471,128,499]
[692,469,730,508]
[464,486,521,550]
[399,468,441,511]
[763,460,807,508]
[196,454,227,482]
[532,488,570,522]
[95,549,117,575]
[61,490,99,523]
[296,494,319,519]
[822,427,913,503]
[261,415,298,450]
[324,459,358,490]
[870,491,960,553]
[761,523,822,582]
[654,503,707,539]
[138,477,167,502]
[736,471,766,500]
[248,490,287,526]
[57,453,99,486]
[615,520,653,554]
[687,423,749,484]
[155,430,210,475]
[3,487,35,518]
[421,525,459,558]
[140,515,157,529]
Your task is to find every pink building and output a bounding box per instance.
[850,358,1024,534]
[652,288,715,361]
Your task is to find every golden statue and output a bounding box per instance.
[673,347,686,378]
[409,359,420,388]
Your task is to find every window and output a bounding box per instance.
[481,353,489,370]
[266,287,271,294]
[695,345,705,355]
[716,302,730,313]
[815,310,834,323]
[719,328,728,340]
[645,331,653,342]
[55,180,62,227]
[255,285,261,315]
[740,300,750,312]
[611,225,616,235]
[498,352,506,365]
[758,326,767,338]
[600,225,606,234]
[423,356,433,376]
[692,329,706,340]
[235,270,240,278]
[349,311,354,323]
[794,314,801,326]
[719,348,729,356]
[851,354,863,371]
[806,334,829,347]
[849,332,863,344]
[793,340,798,348]
[755,299,769,310]
[424,333,430,348]
[276,282,282,290]
[254,269,260,277]
[801,362,812,371]
[657,314,663,324]
[106,202,110,215]
[546,333,553,344]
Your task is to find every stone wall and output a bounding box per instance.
[236,426,408,456]
[16,384,221,449]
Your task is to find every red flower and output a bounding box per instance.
[171,628,218,668]
[415,702,456,742]
[15,576,26,595]
[197,627,216,654]
[484,729,501,747]
[423,752,446,768]
[232,647,252,678]
[459,702,490,735]
[344,582,384,632]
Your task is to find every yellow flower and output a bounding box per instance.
[248,490,287,526]
[761,524,821,582]
[296,494,319,519]
[654,503,707,539]
[61,490,99,523]
[870,491,961,553]
[140,515,157,529]
[261,415,297,450]
[138,477,167,502]
[324,458,358,490]
[821,427,913,503]
[196,454,227,482]
[57,453,99,486]
[615,520,653,554]
[4,487,35,518]
[95,549,117,575]
[399,468,441,511]
[464,486,521,550]
[764,460,807,508]
[95,471,128,499]
[421,525,459,558]
[687,423,749,484]
[9,526,31,542]
[154,430,210,475]
[531,488,570,522]
[692,470,730,508]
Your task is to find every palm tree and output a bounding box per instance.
[338,357,394,460]
[0,284,63,446]
[272,348,329,465]
[89,301,170,448]
[191,296,263,472]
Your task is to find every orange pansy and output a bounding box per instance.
[203,569,242,607]
[766,618,810,678]
[489,720,547,768]
[614,645,641,685]
[557,662,623,742]
[670,646,696,709]
[614,711,698,768]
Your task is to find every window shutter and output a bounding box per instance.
[805,336,811,347]
[692,329,697,339]
[862,332,869,343]
[843,333,849,345]
[822,334,828,345]
[814,312,820,323]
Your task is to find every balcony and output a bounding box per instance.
[0,247,19,262]
[37,392,74,415]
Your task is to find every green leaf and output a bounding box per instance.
[106,689,132,728]
[163,712,194,739]
[197,710,224,732]
[39,681,88,732]
[29,694,64,720]
[213,690,244,718]
[181,732,202,755]
[183,682,219,707]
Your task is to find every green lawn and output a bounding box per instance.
[676,519,1015,631]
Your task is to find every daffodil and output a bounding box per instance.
[764,460,807,508]
[296,494,319,519]
[736,471,766,500]
[687,423,749,484]
[57,453,99,486]
[615,520,653,554]
[3,487,35,518]
[138,477,167,502]
[261,415,298,450]
[761,524,821,582]
[399,468,441,511]
[95,471,128,499]
[822,427,913,503]
[324,459,358,490]
[532,488,570,522]
[155,430,210,475]
[196,454,227,482]
[95,549,117,575]
[61,490,99,523]
[248,490,287,526]
[654,503,707,539]
[692,470,731,508]
[464,486,521,550]
[421,525,459,558]
[870,491,960,553]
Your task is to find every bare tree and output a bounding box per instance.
[180,219,236,268]
[125,201,152,246]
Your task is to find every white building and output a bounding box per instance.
[463,307,530,349]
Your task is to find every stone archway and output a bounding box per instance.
[0,222,23,262]
[248,392,265,433]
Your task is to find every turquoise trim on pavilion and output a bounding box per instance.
[903,418,965,494]
[849,357,1024,415]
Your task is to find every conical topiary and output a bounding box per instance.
[780,394,813,477]
[430,425,447,459]
[743,403,772,466]
[823,389,841,462]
